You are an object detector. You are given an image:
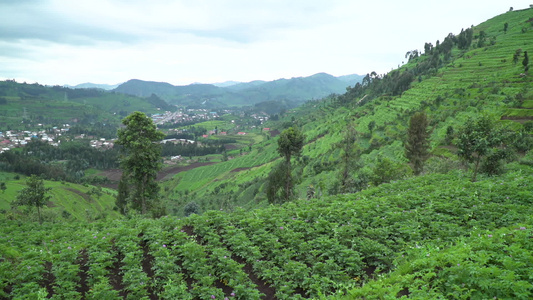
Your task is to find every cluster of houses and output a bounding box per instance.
[151,109,220,125]
[0,126,117,154]
[88,137,115,149]
[0,128,62,153]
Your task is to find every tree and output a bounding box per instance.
[456,115,504,182]
[405,112,430,175]
[266,161,290,204]
[336,124,362,193]
[116,111,165,215]
[115,176,129,215]
[367,120,376,134]
[0,182,6,193]
[370,156,411,186]
[445,125,455,145]
[523,51,529,73]
[513,49,522,64]
[14,175,51,224]
[276,127,305,201]
[503,22,509,34]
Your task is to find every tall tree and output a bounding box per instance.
[116,111,165,215]
[14,175,51,224]
[523,51,529,73]
[336,123,361,193]
[276,127,305,201]
[405,111,430,175]
[115,176,129,215]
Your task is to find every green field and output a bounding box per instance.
[0,174,120,222]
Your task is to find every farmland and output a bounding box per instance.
[1,6,533,300]
[2,167,532,299]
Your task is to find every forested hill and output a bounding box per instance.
[113,73,363,107]
[0,80,173,130]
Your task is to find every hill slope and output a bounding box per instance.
[0,80,173,130]
[160,7,532,214]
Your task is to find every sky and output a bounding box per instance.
[0,0,531,86]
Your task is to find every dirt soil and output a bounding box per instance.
[99,162,217,189]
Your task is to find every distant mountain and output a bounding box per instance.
[65,82,121,90]
[114,73,363,108]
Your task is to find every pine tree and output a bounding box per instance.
[405,112,430,175]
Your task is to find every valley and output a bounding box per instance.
[1,7,532,299]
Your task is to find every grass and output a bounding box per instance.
[0,177,120,222]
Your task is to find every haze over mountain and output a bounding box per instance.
[64,83,121,90]
[113,73,363,107]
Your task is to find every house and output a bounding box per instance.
[263,128,270,131]
[237,132,246,135]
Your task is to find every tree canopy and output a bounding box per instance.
[275,127,305,202]
[14,175,51,224]
[405,111,430,175]
[116,111,165,215]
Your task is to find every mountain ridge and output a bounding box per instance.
[113,73,364,107]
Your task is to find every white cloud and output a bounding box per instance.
[0,0,531,86]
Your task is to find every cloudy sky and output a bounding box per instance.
[0,0,531,86]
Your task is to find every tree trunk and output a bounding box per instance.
[37,206,42,225]
[472,156,481,182]
[141,178,147,215]
[285,155,292,201]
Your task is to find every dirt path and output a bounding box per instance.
[98,162,217,189]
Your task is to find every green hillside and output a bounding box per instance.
[0,80,170,130]
[0,172,120,222]
[1,7,533,300]
[161,7,532,213]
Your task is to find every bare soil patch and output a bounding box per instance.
[98,162,217,189]
[230,167,251,173]
[65,188,93,203]
[76,249,90,296]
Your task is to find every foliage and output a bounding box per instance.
[2,169,532,298]
[183,201,200,217]
[335,124,362,193]
[523,50,529,72]
[276,127,305,201]
[266,161,290,204]
[405,111,430,175]
[370,156,411,186]
[116,112,165,215]
[456,115,507,182]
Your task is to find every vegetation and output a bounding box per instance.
[116,112,165,215]
[0,6,532,299]
[13,175,51,224]
[1,168,531,299]
[405,111,430,175]
[275,127,305,202]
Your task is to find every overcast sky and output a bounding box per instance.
[0,0,531,86]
